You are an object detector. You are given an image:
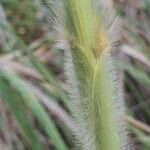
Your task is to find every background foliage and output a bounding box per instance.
[0,0,150,149]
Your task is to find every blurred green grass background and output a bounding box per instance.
[0,0,149,149]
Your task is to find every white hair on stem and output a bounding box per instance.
[44,0,133,149]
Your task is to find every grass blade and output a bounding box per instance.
[0,69,68,150]
[0,75,42,150]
